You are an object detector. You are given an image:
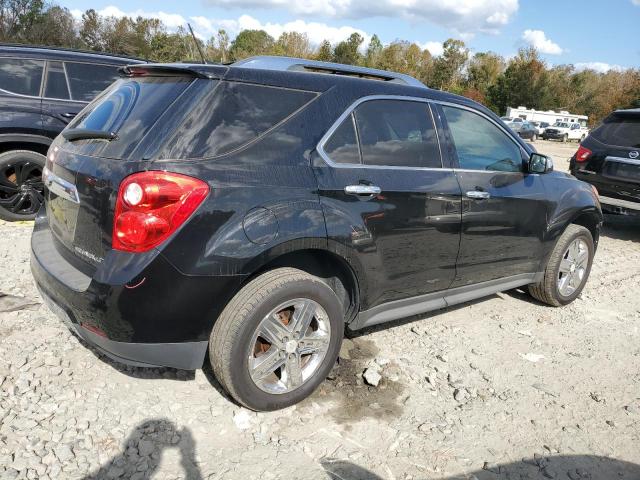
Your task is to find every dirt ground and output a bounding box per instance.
[1,139,640,480]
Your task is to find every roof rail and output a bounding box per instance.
[232,56,427,89]
[0,42,148,62]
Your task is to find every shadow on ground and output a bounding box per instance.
[321,455,640,479]
[601,213,640,242]
[83,418,202,480]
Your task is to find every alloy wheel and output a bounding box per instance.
[248,298,331,394]
[0,159,44,217]
[557,238,589,297]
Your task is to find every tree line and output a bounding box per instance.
[2,0,639,125]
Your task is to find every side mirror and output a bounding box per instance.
[529,153,553,174]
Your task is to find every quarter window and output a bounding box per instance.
[65,62,120,102]
[354,100,441,168]
[0,58,44,96]
[323,114,361,164]
[442,106,523,173]
[44,61,70,99]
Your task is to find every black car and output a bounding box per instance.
[0,44,145,221]
[570,108,640,216]
[510,121,537,141]
[31,56,603,411]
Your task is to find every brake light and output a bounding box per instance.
[113,171,209,253]
[575,145,592,162]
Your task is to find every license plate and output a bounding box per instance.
[604,161,640,183]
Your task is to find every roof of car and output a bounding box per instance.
[612,108,640,117]
[0,43,147,64]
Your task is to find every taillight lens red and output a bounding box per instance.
[575,145,592,163]
[113,171,209,253]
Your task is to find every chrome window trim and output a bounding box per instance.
[316,94,447,172]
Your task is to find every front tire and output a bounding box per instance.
[209,268,344,411]
[562,134,568,143]
[528,225,594,306]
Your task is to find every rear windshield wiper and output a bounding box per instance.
[62,129,117,142]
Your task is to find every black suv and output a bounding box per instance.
[31,56,602,411]
[570,109,640,216]
[0,44,145,221]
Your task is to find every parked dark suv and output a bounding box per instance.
[31,56,603,411]
[570,109,640,216]
[0,44,145,221]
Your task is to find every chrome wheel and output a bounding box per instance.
[557,238,589,297]
[248,298,331,394]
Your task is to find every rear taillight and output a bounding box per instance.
[575,145,592,162]
[113,171,209,253]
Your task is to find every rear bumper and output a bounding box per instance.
[30,215,246,370]
[599,195,640,215]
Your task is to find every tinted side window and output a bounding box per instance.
[354,100,441,168]
[44,61,70,99]
[442,106,523,172]
[591,116,640,148]
[0,58,44,96]
[65,62,120,102]
[160,82,316,159]
[323,114,360,164]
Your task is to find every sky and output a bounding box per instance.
[59,0,640,72]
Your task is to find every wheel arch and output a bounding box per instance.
[0,134,52,156]
[242,247,361,324]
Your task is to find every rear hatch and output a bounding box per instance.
[44,70,202,269]
[581,111,640,202]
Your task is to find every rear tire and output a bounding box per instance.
[209,267,344,411]
[532,134,537,142]
[0,150,46,222]
[528,225,594,307]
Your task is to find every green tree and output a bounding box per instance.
[333,32,363,65]
[432,38,469,92]
[315,40,333,62]
[229,29,274,60]
[273,31,312,58]
[364,34,383,68]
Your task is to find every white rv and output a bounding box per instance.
[505,106,588,128]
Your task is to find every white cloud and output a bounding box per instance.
[632,0,640,5]
[574,62,624,73]
[203,0,519,36]
[522,29,563,55]
[418,41,444,56]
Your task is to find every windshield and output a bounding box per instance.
[554,122,569,128]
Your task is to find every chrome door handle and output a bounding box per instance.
[345,185,382,197]
[466,190,491,200]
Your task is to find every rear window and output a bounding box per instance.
[158,82,316,159]
[65,62,120,102]
[65,76,192,158]
[0,58,44,96]
[591,116,640,148]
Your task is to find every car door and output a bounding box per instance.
[437,103,549,287]
[0,57,44,137]
[313,97,462,311]
[41,60,81,139]
[41,61,121,139]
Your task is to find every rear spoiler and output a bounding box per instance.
[119,63,228,80]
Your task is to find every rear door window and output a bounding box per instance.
[0,58,44,96]
[353,99,441,168]
[44,61,70,99]
[591,116,640,148]
[64,62,120,102]
[65,76,193,158]
[159,82,316,159]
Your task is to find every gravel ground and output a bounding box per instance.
[2,140,640,480]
